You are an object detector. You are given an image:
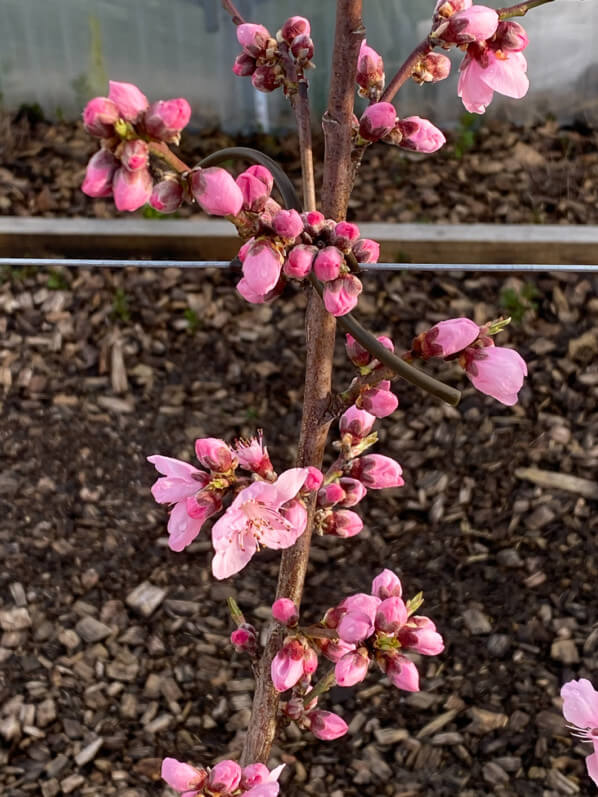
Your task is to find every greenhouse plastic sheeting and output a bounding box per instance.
[1,0,597,131]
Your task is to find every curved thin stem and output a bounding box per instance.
[498,0,555,19]
[380,39,432,105]
[221,0,245,25]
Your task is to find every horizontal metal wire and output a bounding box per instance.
[1,258,598,272]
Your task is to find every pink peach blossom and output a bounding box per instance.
[252,66,283,93]
[211,468,308,579]
[108,80,148,121]
[82,97,119,137]
[236,170,271,212]
[414,317,480,359]
[356,40,385,97]
[81,149,118,198]
[458,47,529,114]
[147,455,208,504]
[231,624,258,655]
[399,617,445,655]
[359,383,398,418]
[271,638,310,692]
[352,238,380,264]
[561,679,598,786]
[463,345,527,405]
[338,477,367,508]
[161,757,207,795]
[384,653,420,691]
[281,16,310,43]
[304,467,324,491]
[195,437,235,472]
[375,596,408,634]
[340,405,376,441]
[290,33,314,62]
[323,274,363,316]
[302,210,326,235]
[190,167,243,217]
[334,221,361,251]
[233,432,273,478]
[112,166,152,211]
[237,277,267,304]
[208,760,242,793]
[414,52,452,84]
[438,6,499,46]
[233,53,257,77]
[324,509,364,538]
[317,483,346,507]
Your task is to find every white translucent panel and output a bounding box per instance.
[1,0,596,130]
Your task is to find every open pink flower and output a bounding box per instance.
[458,39,529,114]
[561,679,598,786]
[161,757,207,795]
[211,468,308,579]
[463,344,527,405]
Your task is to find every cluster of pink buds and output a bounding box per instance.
[82,81,191,211]
[235,188,379,315]
[148,434,321,578]
[232,17,314,95]
[431,1,529,113]
[319,569,444,693]
[410,317,528,405]
[354,42,446,153]
[162,757,284,797]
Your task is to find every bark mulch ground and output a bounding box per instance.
[1,258,598,796]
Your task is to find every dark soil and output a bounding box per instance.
[1,257,598,796]
[1,110,598,225]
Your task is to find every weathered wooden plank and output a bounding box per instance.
[1,218,598,265]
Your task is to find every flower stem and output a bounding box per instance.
[293,81,317,212]
[498,0,555,19]
[147,141,189,174]
[221,0,245,25]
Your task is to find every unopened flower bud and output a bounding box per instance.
[335,649,369,686]
[303,645,318,676]
[317,483,346,508]
[252,65,283,93]
[358,382,398,418]
[352,238,380,264]
[185,490,222,522]
[308,709,348,740]
[280,16,310,44]
[383,653,420,692]
[494,20,529,52]
[301,210,326,236]
[161,758,207,793]
[236,170,271,212]
[231,624,258,655]
[190,167,243,217]
[241,763,272,790]
[314,246,344,282]
[120,139,149,172]
[83,96,119,137]
[82,149,118,197]
[108,80,149,122]
[462,345,527,406]
[349,454,404,490]
[284,244,317,279]
[271,639,309,692]
[272,598,299,627]
[233,52,257,76]
[359,102,397,142]
[144,98,191,142]
[412,52,452,84]
[412,317,480,359]
[150,179,184,214]
[434,6,498,46]
[242,239,283,296]
[273,208,303,239]
[113,166,153,211]
[371,568,402,600]
[333,221,361,251]
[338,477,367,508]
[195,437,235,472]
[399,617,445,655]
[290,34,314,62]
[397,116,446,153]
[304,466,324,492]
[323,274,362,316]
[337,609,375,644]
[323,509,363,538]
[375,596,408,633]
[340,405,376,441]
[237,23,272,57]
[345,334,371,367]
[435,0,473,15]
[356,40,385,98]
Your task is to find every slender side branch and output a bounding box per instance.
[293,82,317,212]
[148,141,190,174]
[221,0,245,25]
[498,0,555,19]
[380,39,432,105]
